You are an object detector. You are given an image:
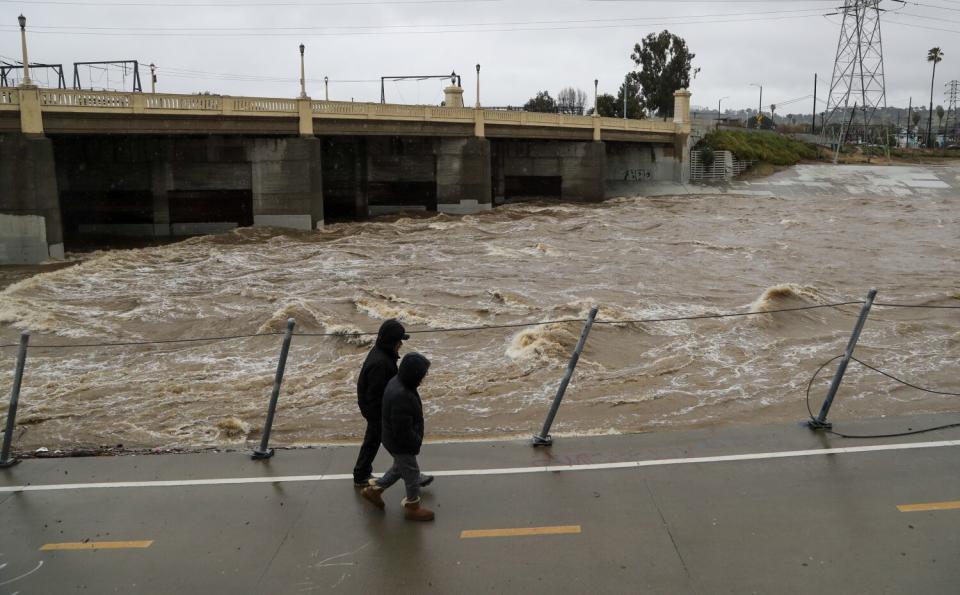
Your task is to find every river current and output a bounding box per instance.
[1,164,958,450]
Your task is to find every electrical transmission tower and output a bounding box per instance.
[947,80,959,144]
[821,0,887,149]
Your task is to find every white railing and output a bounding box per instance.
[689,150,753,182]
[0,89,18,106]
[41,90,131,108]
[146,94,222,111]
[234,98,297,113]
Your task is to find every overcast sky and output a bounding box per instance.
[1,0,958,114]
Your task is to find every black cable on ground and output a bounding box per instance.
[806,354,960,438]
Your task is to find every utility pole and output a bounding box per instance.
[812,73,818,134]
[623,77,628,120]
[906,97,912,147]
[821,0,887,147]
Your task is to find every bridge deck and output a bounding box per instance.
[1,414,959,593]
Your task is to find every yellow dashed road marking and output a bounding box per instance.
[40,540,154,551]
[460,525,581,539]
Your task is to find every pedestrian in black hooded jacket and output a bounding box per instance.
[352,319,407,486]
[360,353,436,521]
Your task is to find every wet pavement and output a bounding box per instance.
[1,414,959,594]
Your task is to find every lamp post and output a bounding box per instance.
[18,14,32,87]
[750,83,763,128]
[594,78,599,117]
[324,76,329,100]
[475,63,480,108]
[717,96,729,130]
[298,43,307,99]
[150,63,157,94]
[623,77,629,120]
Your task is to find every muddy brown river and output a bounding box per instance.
[1,164,958,450]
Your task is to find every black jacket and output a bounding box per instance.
[381,353,430,456]
[356,344,399,419]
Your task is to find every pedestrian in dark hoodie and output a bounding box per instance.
[353,319,434,489]
[352,319,407,487]
[361,352,435,521]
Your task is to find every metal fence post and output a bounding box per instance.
[809,289,878,430]
[252,319,295,460]
[533,307,599,447]
[1,331,30,468]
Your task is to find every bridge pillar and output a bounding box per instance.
[251,137,324,229]
[436,137,491,214]
[0,134,64,263]
[561,141,606,202]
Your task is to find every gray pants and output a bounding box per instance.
[375,453,421,501]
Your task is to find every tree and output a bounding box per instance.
[629,30,695,119]
[524,90,556,113]
[936,105,945,139]
[593,93,617,117]
[557,87,588,115]
[615,81,644,119]
[911,110,922,130]
[927,47,944,147]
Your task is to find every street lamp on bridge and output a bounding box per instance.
[299,43,308,99]
[18,14,33,88]
[475,64,481,109]
[750,83,763,128]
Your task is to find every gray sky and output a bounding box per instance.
[1,0,958,114]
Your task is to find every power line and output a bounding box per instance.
[9,7,831,32]
[0,12,827,37]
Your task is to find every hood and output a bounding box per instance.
[397,353,431,389]
[376,319,410,347]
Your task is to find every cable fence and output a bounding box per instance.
[1,292,958,466]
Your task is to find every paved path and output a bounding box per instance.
[1,414,959,594]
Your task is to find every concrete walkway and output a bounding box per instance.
[1,414,959,594]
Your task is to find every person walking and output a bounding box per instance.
[353,319,407,487]
[361,353,435,521]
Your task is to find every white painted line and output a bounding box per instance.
[1,439,958,494]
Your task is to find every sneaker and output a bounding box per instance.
[417,474,435,488]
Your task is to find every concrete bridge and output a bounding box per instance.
[0,86,693,263]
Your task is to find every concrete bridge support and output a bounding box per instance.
[0,134,64,263]
[437,137,492,214]
[250,137,324,230]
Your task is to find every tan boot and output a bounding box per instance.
[360,481,385,510]
[402,497,435,522]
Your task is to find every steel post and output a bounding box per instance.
[809,289,877,430]
[1,332,30,468]
[533,307,599,447]
[252,319,296,460]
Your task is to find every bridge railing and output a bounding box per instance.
[0,89,19,106]
[4,88,688,137]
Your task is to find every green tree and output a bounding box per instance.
[615,81,644,119]
[593,93,617,117]
[524,90,557,113]
[936,104,945,135]
[629,30,695,119]
[926,47,944,147]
